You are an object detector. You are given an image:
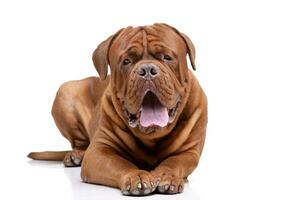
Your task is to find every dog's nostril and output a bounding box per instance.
[138,68,147,76]
[150,67,157,76]
[138,64,159,78]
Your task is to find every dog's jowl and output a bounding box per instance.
[28,23,208,196]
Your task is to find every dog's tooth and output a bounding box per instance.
[137,182,142,189]
[128,118,138,128]
[129,119,138,128]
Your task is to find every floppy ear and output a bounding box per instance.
[179,33,196,71]
[154,23,196,70]
[92,36,112,80]
[92,29,124,80]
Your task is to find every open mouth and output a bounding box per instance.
[126,91,179,129]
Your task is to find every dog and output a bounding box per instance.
[28,23,208,196]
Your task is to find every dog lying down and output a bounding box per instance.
[28,23,208,196]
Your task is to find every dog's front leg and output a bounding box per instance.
[81,144,158,196]
[151,148,202,194]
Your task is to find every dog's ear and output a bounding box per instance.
[92,29,124,80]
[178,32,196,71]
[155,23,196,70]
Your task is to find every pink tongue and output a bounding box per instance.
[140,93,169,128]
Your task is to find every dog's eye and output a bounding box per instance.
[163,55,172,61]
[122,59,131,65]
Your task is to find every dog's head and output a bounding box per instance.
[93,23,196,135]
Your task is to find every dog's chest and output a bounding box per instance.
[127,135,182,170]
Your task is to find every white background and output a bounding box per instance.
[0,0,299,199]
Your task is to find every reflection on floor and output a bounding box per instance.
[27,160,202,200]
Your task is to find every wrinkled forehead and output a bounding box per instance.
[109,25,186,59]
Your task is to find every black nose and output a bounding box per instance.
[137,63,159,78]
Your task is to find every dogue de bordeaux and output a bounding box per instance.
[28,23,208,196]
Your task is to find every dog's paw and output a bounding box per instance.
[120,170,159,196]
[63,149,85,167]
[151,167,184,194]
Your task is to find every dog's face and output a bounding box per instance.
[93,23,196,134]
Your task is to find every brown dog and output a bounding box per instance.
[28,23,207,195]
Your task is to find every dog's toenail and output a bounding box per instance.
[150,181,154,187]
[122,190,130,195]
[73,158,81,165]
[144,188,151,195]
[164,184,169,191]
[158,185,165,192]
[178,185,183,193]
[132,189,140,195]
[143,182,147,188]
[137,182,142,189]
[170,185,175,191]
